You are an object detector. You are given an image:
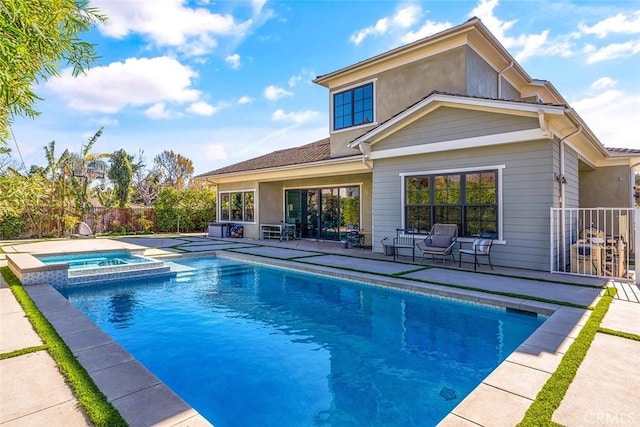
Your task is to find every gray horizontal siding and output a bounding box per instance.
[376,107,539,151]
[372,140,557,271]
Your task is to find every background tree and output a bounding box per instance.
[154,150,194,190]
[0,0,105,141]
[42,140,73,235]
[108,149,134,208]
[154,186,216,233]
[132,168,161,206]
[68,127,108,217]
[0,170,50,238]
[0,148,18,174]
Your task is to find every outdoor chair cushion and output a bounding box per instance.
[430,235,452,248]
[474,239,491,254]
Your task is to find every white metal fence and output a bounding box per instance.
[551,208,638,283]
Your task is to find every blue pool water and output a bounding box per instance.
[58,257,545,426]
[38,251,152,270]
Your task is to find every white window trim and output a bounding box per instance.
[400,165,505,243]
[218,189,257,224]
[329,78,378,134]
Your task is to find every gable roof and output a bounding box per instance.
[196,138,338,178]
[314,17,569,107]
[348,91,568,148]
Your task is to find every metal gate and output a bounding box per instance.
[550,208,638,282]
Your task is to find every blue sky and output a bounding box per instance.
[8,0,640,175]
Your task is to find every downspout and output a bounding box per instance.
[557,125,583,272]
[558,126,583,209]
[497,62,514,99]
[358,142,373,170]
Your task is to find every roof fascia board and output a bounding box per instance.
[350,94,565,147]
[547,116,610,165]
[368,128,548,160]
[197,157,368,184]
[564,109,609,157]
[317,35,469,90]
[566,137,638,168]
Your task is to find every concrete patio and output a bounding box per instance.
[1,234,638,426]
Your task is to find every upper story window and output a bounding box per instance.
[333,82,374,131]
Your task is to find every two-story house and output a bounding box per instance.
[195,17,639,272]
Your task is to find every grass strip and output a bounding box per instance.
[0,345,48,360]
[0,267,128,427]
[598,327,640,342]
[517,287,616,427]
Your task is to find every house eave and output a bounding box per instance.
[349,94,566,148]
[194,156,369,185]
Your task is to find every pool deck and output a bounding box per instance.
[1,234,639,426]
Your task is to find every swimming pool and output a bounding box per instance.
[58,257,545,426]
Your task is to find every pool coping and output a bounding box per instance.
[23,249,596,426]
[22,282,213,427]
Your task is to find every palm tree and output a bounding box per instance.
[68,127,108,219]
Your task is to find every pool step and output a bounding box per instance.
[216,264,255,278]
[67,262,175,285]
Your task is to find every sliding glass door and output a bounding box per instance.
[285,186,360,241]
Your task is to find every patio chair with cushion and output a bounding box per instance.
[416,224,458,264]
[458,238,493,271]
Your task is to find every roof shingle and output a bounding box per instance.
[196,138,341,178]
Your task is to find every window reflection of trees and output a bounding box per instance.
[405,171,497,237]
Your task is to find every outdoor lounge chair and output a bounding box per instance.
[71,221,95,238]
[458,238,493,271]
[416,224,458,264]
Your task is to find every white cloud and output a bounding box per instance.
[225,53,241,69]
[251,0,268,14]
[471,0,516,44]
[351,4,422,45]
[271,109,319,124]
[393,4,421,28]
[288,69,315,87]
[187,102,219,116]
[238,95,253,104]
[572,89,640,149]
[92,0,263,56]
[401,20,453,44]
[584,40,640,64]
[145,103,175,120]
[204,143,229,162]
[264,85,293,101]
[591,77,617,90]
[93,117,119,127]
[470,0,573,62]
[47,57,201,113]
[579,11,640,38]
